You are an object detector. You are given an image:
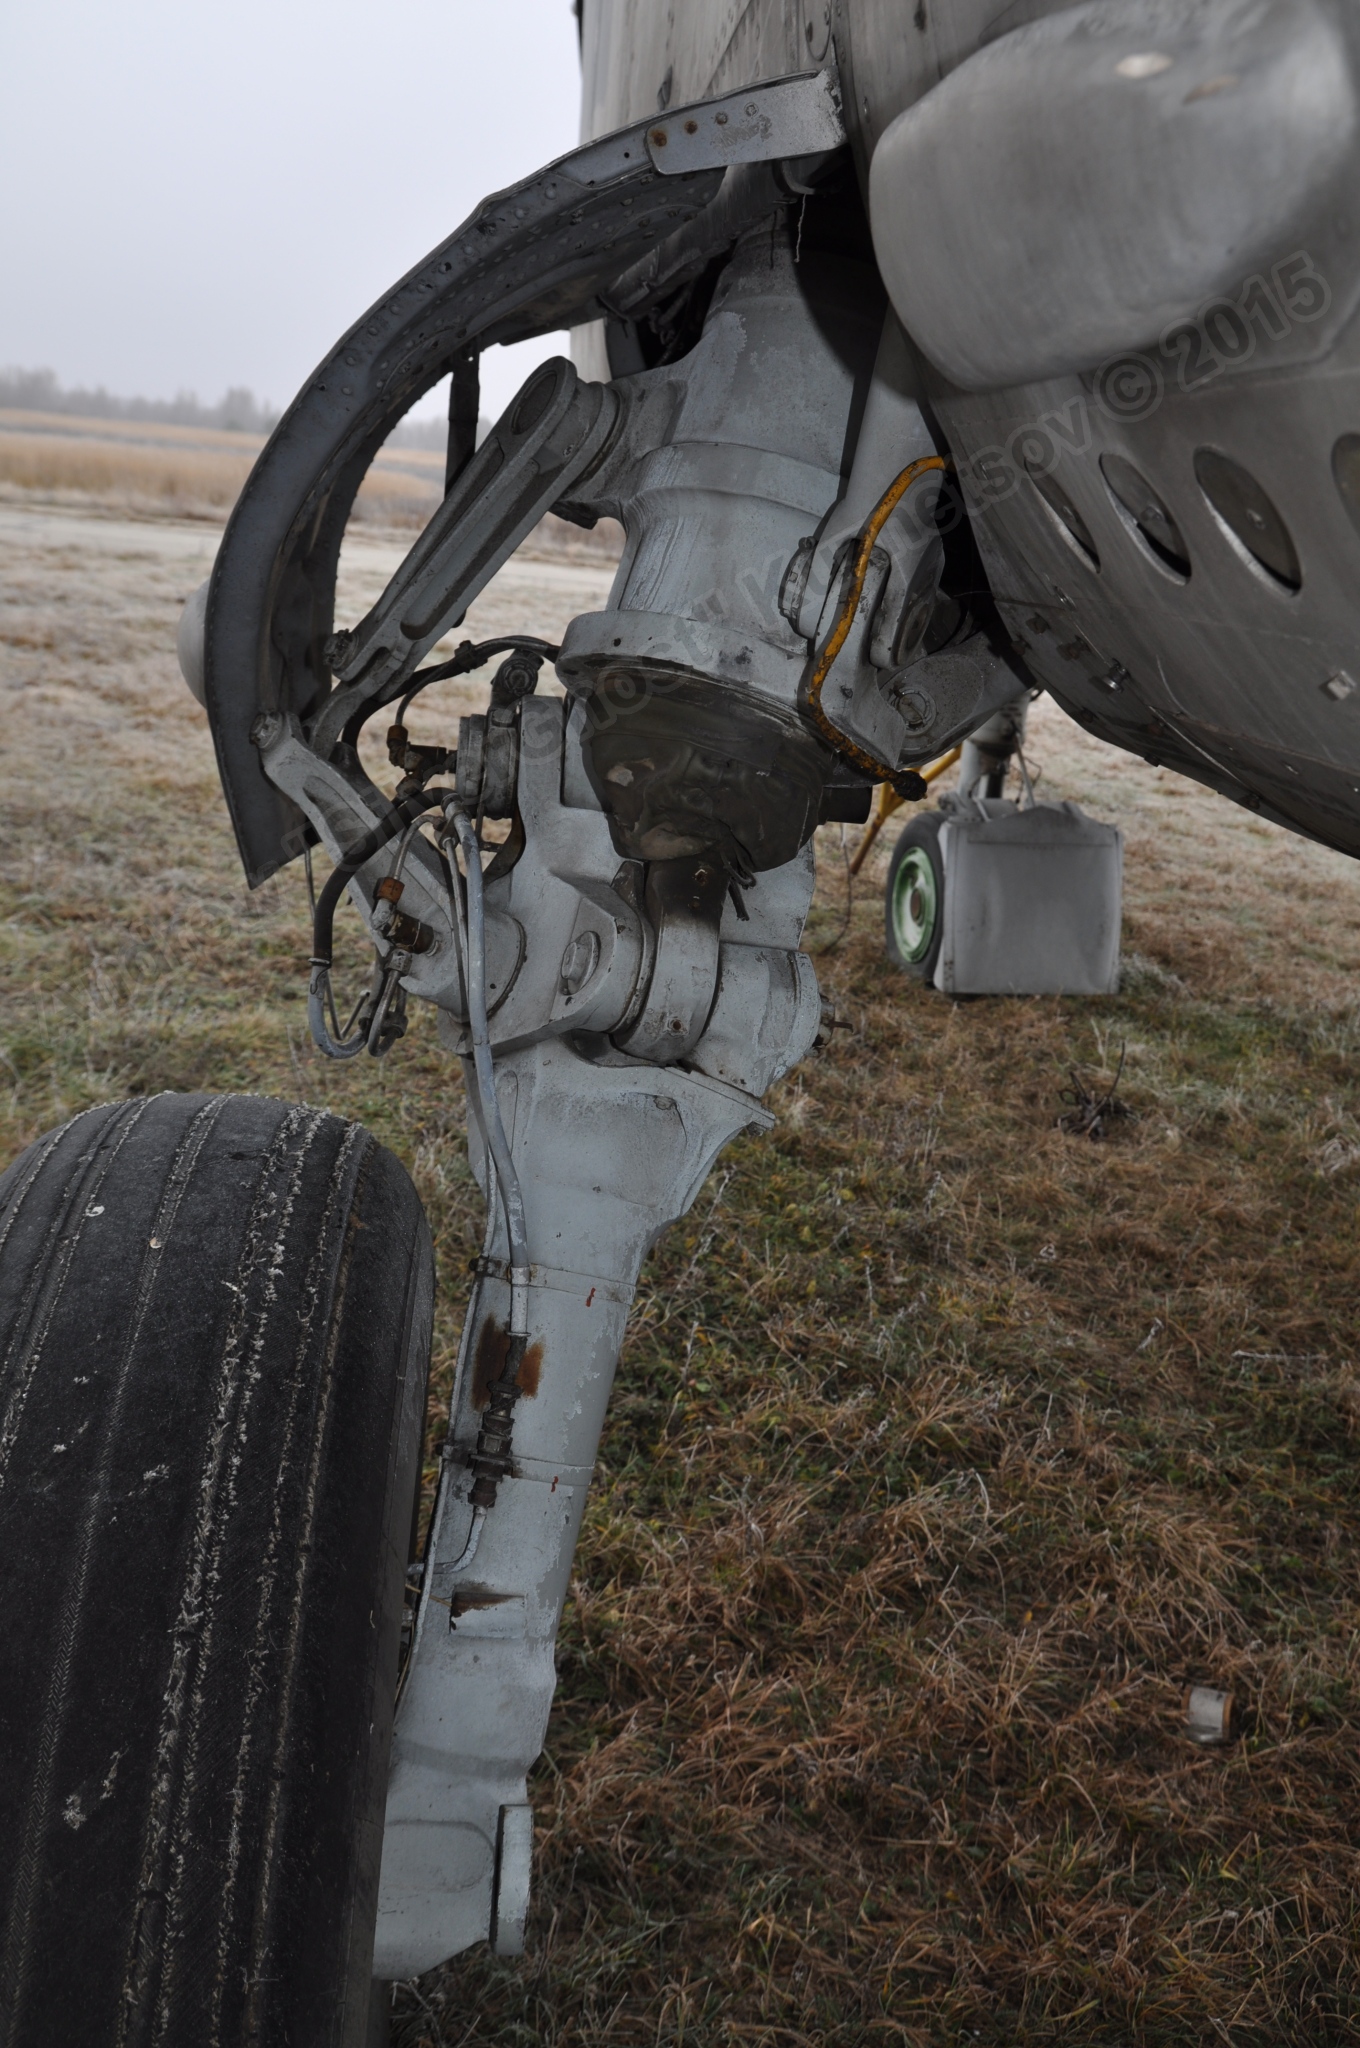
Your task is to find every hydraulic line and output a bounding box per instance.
[363,954,409,1057]
[803,454,948,793]
[387,813,432,883]
[315,631,559,1055]
[307,790,444,1058]
[337,635,558,755]
[394,636,559,728]
[443,807,530,1316]
[359,811,445,1055]
[441,803,531,1577]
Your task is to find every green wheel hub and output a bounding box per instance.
[889,845,940,963]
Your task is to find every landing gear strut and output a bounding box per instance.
[0,66,1039,2032]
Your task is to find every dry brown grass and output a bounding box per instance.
[0,412,624,556]
[0,428,254,516]
[0,411,442,523]
[1,501,1357,2046]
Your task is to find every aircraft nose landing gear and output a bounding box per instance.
[0,62,1040,2037]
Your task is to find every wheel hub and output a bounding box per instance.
[891,845,939,962]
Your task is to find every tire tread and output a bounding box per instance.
[0,1093,432,2048]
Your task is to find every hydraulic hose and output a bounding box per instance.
[307,790,441,1058]
[340,635,560,751]
[443,806,530,1323]
[442,803,532,1577]
[803,454,948,795]
[393,635,559,726]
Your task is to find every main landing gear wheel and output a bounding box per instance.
[885,812,945,982]
[0,1091,433,2048]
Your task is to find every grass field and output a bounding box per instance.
[0,410,624,555]
[0,406,449,523]
[1,495,1358,2045]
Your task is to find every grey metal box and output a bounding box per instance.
[934,798,1122,996]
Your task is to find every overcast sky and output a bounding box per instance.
[0,0,583,423]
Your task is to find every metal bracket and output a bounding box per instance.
[642,69,843,173]
[818,630,1027,772]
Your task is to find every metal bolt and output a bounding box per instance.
[895,686,936,732]
[559,931,601,996]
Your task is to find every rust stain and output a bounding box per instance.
[472,1315,543,1408]
[450,1587,514,1618]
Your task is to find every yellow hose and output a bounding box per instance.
[848,745,962,876]
[802,454,949,788]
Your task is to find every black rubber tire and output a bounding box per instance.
[885,811,946,982]
[0,1092,433,2048]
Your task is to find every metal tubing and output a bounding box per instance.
[444,807,530,1331]
[307,792,438,1058]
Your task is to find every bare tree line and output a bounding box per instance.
[0,366,280,434]
[0,366,467,450]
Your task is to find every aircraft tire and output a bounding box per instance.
[885,812,946,983]
[0,1091,432,2048]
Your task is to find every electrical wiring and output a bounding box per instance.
[802,454,948,791]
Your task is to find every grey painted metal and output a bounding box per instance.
[867,0,1357,393]
[176,580,208,709]
[374,1045,773,1974]
[316,364,619,749]
[599,156,838,352]
[171,0,1360,1986]
[579,0,807,141]
[854,0,1360,858]
[792,313,934,642]
[957,695,1031,803]
[781,304,1029,773]
[642,66,844,171]
[576,0,1360,862]
[372,702,816,1973]
[235,678,821,1974]
[490,1805,534,1957]
[559,224,874,721]
[818,616,1024,776]
[929,338,1360,857]
[933,798,1124,998]
[198,65,835,884]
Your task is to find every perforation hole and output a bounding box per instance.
[1100,454,1191,580]
[1194,448,1300,591]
